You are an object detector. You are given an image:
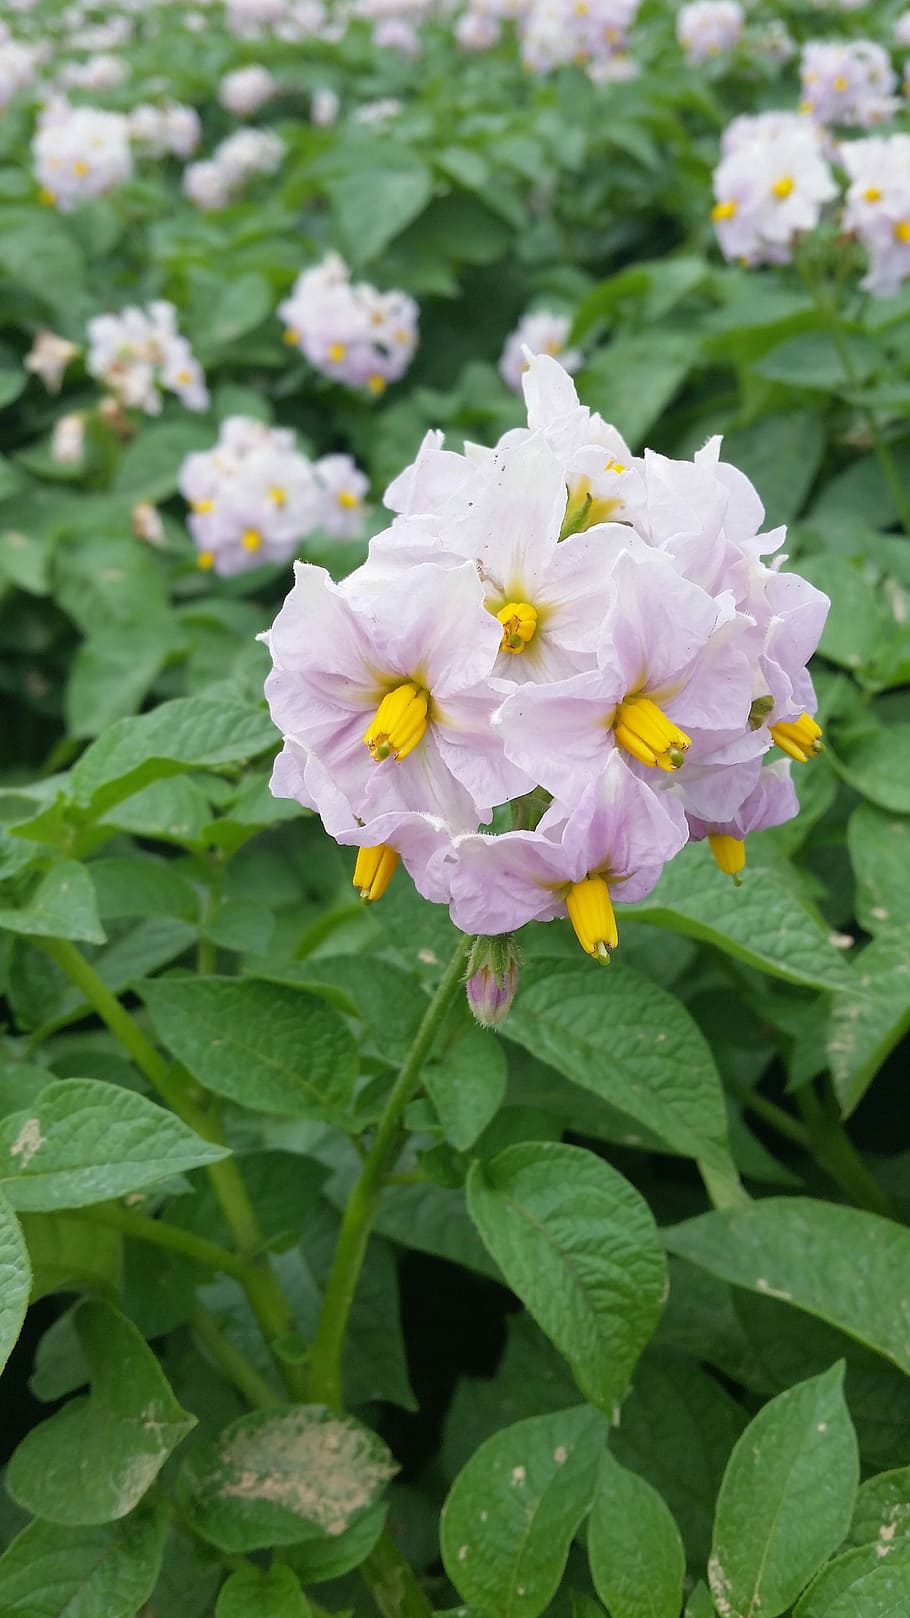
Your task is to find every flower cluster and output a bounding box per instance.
[181,417,368,575]
[264,354,828,970]
[842,134,910,295]
[499,310,582,394]
[57,52,129,90]
[0,36,38,107]
[676,0,743,66]
[225,0,327,37]
[278,252,419,395]
[218,62,276,115]
[128,101,201,157]
[711,111,837,266]
[86,301,209,414]
[517,0,640,78]
[33,102,133,211]
[182,127,284,210]
[800,39,898,129]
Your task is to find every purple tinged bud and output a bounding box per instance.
[465,934,520,1029]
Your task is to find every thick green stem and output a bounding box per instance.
[797,1083,897,1219]
[305,932,473,1408]
[733,1084,810,1150]
[191,1303,281,1411]
[360,1530,434,1618]
[80,1202,251,1282]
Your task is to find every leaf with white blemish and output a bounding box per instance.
[0,1078,228,1210]
[177,1405,398,1554]
[441,1405,608,1618]
[467,1142,667,1412]
[847,1466,910,1552]
[587,1450,685,1618]
[6,1298,195,1525]
[0,1505,167,1618]
[794,1540,910,1618]
[709,1363,858,1618]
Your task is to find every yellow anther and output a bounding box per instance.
[363,682,428,763]
[614,695,691,772]
[496,601,539,654]
[895,221,910,243]
[175,369,193,385]
[799,99,814,115]
[708,833,746,880]
[337,489,360,509]
[772,176,794,200]
[544,337,564,355]
[393,328,411,344]
[833,74,848,92]
[39,187,56,205]
[566,876,618,961]
[269,486,287,506]
[367,373,387,395]
[770,712,823,763]
[864,187,882,203]
[241,528,263,552]
[353,844,399,902]
[712,200,737,222]
[192,498,214,515]
[283,327,300,345]
[72,159,89,177]
[327,342,347,362]
[197,549,215,570]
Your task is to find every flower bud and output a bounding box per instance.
[465,934,520,1029]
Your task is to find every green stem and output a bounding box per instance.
[305,932,473,1408]
[733,1085,810,1150]
[38,936,307,1400]
[797,255,910,538]
[360,1530,434,1618]
[80,1202,251,1283]
[191,1302,281,1411]
[797,1082,897,1219]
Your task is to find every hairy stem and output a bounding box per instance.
[305,931,473,1408]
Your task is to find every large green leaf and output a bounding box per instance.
[0,1191,29,1376]
[795,1542,910,1618]
[623,841,854,991]
[141,977,359,1122]
[578,330,698,448]
[425,1028,507,1151]
[848,1466,910,1549]
[178,1405,397,1554]
[440,1405,607,1618]
[0,1505,167,1617]
[0,861,105,945]
[827,929,910,1114]
[327,155,433,264]
[503,960,730,1167]
[666,1199,910,1376]
[467,1142,666,1412]
[847,805,910,934]
[587,1451,685,1618]
[0,1078,228,1210]
[6,1299,195,1524]
[216,1563,312,1618]
[709,1365,858,1618]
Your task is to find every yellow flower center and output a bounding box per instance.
[614,695,691,771]
[772,176,794,200]
[363,682,428,763]
[175,369,193,386]
[833,74,848,92]
[337,490,360,509]
[496,601,539,654]
[39,187,56,206]
[72,159,89,177]
[894,221,910,243]
[799,99,814,115]
[242,528,263,552]
[353,844,399,902]
[197,549,215,570]
[327,342,347,362]
[864,187,882,203]
[282,327,300,345]
[712,200,737,222]
[770,712,823,763]
[269,486,286,506]
[708,833,746,880]
[566,876,618,961]
[367,373,387,395]
[192,498,214,515]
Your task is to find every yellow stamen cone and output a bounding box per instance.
[712,200,737,221]
[614,695,691,771]
[496,601,539,654]
[772,176,794,200]
[566,876,618,961]
[197,549,215,570]
[770,712,823,763]
[709,834,746,881]
[363,683,428,763]
[353,844,399,902]
[327,342,347,362]
[242,528,263,552]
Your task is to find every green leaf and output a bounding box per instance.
[624,840,853,991]
[578,330,698,448]
[0,861,105,945]
[178,1405,397,1554]
[795,1542,910,1618]
[196,271,273,351]
[847,805,910,934]
[425,1028,507,1151]
[753,331,877,390]
[834,726,910,815]
[503,959,730,1166]
[0,1191,29,1376]
[281,1500,386,1583]
[467,1142,666,1412]
[721,411,825,527]
[141,977,358,1122]
[216,1563,312,1618]
[89,855,198,922]
[827,928,910,1114]
[587,1451,685,1618]
[70,696,278,817]
[54,529,169,634]
[112,416,216,501]
[327,156,433,264]
[440,1405,608,1618]
[65,617,185,739]
[0,525,50,594]
[0,1508,166,1616]
[0,1078,228,1210]
[21,1210,122,1301]
[6,1299,195,1525]
[709,1364,858,1618]
[666,1200,910,1376]
[848,1466,910,1550]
